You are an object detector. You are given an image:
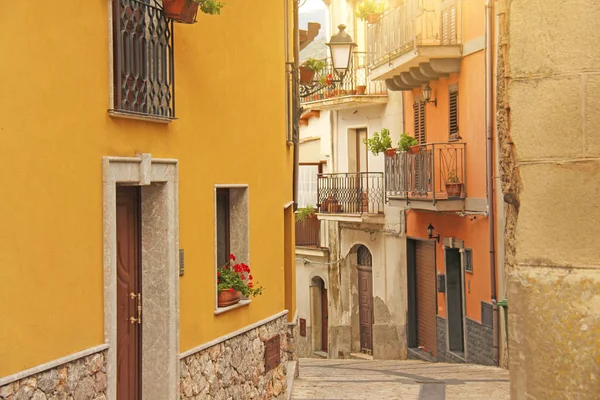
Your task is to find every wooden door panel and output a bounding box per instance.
[358,267,373,353]
[415,241,436,357]
[116,186,141,400]
[321,288,328,352]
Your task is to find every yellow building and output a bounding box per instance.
[0,1,298,398]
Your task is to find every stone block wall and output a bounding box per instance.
[180,315,289,400]
[286,320,300,378]
[465,318,494,366]
[0,352,107,400]
[435,316,464,364]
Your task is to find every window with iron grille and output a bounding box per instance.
[111,0,175,119]
[413,99,426,144]
[449,85,459,140]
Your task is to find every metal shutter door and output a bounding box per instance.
[415,241,437,356]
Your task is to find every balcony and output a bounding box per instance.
[367,0,462,83]
[295,216,321,248]
[300,53,387,111]
[317,172,385,222]
[385,143,466,211]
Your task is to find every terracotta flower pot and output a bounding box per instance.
[445,183,464,198]
[299,66,316,85]
[367,14,380,24]
[357,85,367,95]
[218,289,241,307]
[163,0,199,24]
[385,148,397,157]
[408,145,421,155]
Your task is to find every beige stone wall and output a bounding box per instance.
[505,0,600,398]
[0,352,107,400]
[179,315,289,399]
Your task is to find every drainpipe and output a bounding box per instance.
[485,0,499,366]
[293,0,300,210]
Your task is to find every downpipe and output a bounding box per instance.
[485,0,499,366]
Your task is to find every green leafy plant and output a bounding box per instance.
[447,170,460,183]
[193,0,225,15]
[217,254,263,297]
[398,133,419,152]
[364,128,392,155]
[302,58,327,73]
[296,205,317,222]
[355,0,385,20]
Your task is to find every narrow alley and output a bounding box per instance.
[292,359,509,400]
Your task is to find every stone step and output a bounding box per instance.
[312,351,328,359]
[350,352,373,360]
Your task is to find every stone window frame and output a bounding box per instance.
[102,154,180,400]
[214,184,250,314]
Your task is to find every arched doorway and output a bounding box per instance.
[357,245,373,355]
[311,276,328,353]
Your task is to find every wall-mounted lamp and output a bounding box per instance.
[427,223,440,243]
[422,84,437,107]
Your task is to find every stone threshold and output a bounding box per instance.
[350,352,373,360]
[179,309,289,359]
[313,351,328,359]
[0,343,109,387]
[408,347,437,363]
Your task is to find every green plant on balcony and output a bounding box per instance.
[364,128,392,155]
[355,0,385,22]
[296,205,317,222]
[299,58,327,84]
[398,133,419,152]
[445,169,464,198]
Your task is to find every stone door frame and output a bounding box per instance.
[103,154,180,400]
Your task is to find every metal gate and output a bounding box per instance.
[415,241,437,356]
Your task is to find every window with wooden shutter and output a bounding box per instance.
[449,85,460,140]
[413,99,426,144]
[440,0,457,45]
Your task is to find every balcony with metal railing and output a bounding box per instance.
[300,52,387,111]
[367,0,462,83]
[385,142,467,211]
[295,215,321,248]
[317,173,385,219]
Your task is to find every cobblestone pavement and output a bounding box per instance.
[292,358,509,400]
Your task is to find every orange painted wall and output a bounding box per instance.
[402,35,492,323]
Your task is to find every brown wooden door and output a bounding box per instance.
[321,286,328,351]
[116,186,142,400]
[415,241,437,357]
[358,265,373,354]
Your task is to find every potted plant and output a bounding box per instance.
[355,0,385,24]
[299,58,326,85]
[296,205,317,222]
[445,170,464,198]
[217,254,263,307]
[163,0,225,24]
[357,85,367,95]
[398,133,419,152]
[364,128,393,156]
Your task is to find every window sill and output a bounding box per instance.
[214,299,251,315]
[108,109,176,124]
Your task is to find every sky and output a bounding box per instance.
[299,0,326,13]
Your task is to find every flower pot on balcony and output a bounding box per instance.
[357,85,367,95]
[299,66,316,85]
[385,148,397,157]
[218,289,241,307]
[367,13,381,24]
[163,0,199,24]
[348,89,357,95]
[445,183,464,198]
[408,145,421,154]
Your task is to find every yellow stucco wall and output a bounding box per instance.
[0,0,295,377]
[506,0,600,397]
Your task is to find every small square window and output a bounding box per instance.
[464,249,473,274]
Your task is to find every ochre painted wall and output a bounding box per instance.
[0,0,294,377]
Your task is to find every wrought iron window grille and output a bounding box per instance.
[111,0,176,119]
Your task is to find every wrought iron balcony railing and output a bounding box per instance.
[317,173,384,215]
[367,0,460,70]
[295,216,320,248]
[301,53,387,103]
[385,143,466,202]
[112,0,175,118]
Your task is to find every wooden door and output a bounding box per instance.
[321,287,328,352]
[415,241,436,357]
[357,245,373,354]
[116,186,142,400]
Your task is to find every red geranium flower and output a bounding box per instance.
[229,288,234,292]
[249,275,253,280]
[229,254,236,261]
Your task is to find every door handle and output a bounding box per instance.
[129,292,142,325]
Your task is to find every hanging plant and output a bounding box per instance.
[163,0,226,24]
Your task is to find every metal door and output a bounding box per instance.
[415,241,436,356]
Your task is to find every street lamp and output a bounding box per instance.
[422,84,437,107]
[427,223,440,243]
[326,24,357,79]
